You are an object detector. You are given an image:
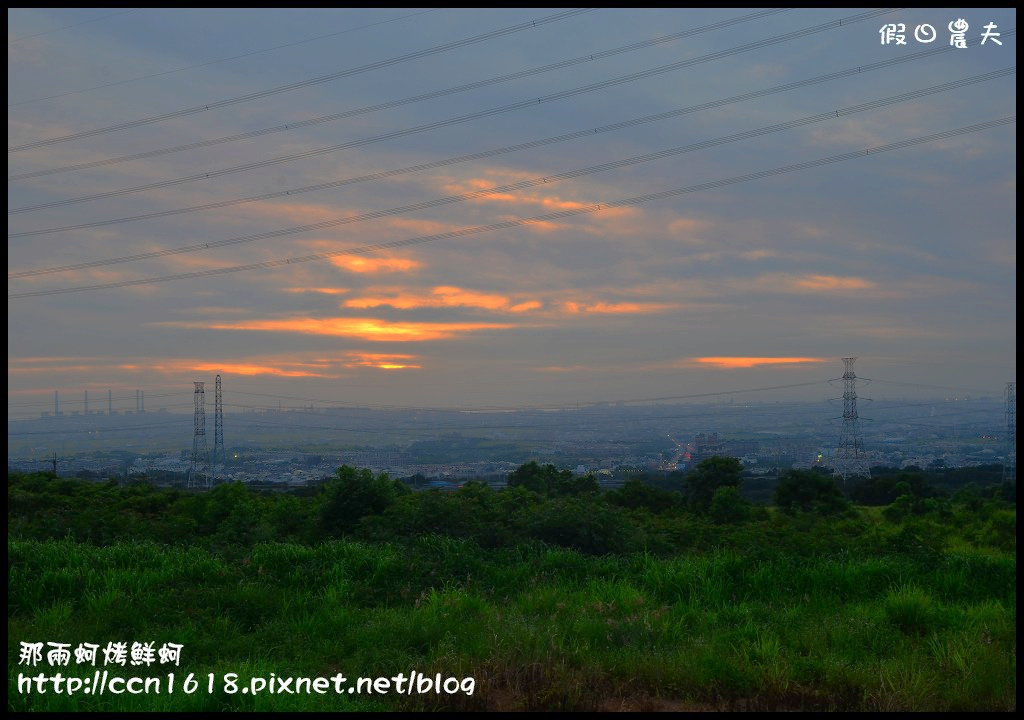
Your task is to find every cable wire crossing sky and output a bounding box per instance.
[6,7,1016,417]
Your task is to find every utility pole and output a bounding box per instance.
[188,382,211,489]
[832,357,871,486]
[213,374,225,484]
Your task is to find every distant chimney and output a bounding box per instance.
[84,390,89,415]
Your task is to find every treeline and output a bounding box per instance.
[7,457,1014,557]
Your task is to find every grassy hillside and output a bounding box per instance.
[7,469,1016,711]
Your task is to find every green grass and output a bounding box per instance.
[8,537,1016,711]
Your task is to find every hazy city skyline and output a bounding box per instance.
[8,8,1016,419]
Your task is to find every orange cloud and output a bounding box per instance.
[509,300,543,312]
[584,302,678,314]
[8,364,104,375]
[691,357,828,369]
[734,273,881,295]
[204,317,513,341]
[438,177,636,219]
[344,294,430,310]
[344,286,539,313]
[560,300,677,315]
[150,360,339,378]
[432,286,509,310]
[791,275,876,292]
[283,286,350,295]
[329,256,420,274]
[342,352,422,370]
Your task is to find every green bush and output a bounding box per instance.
[710,486,751,524]
[318,466,409,537]
[774,469,848,515]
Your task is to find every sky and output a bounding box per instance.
[7,8,1017,420]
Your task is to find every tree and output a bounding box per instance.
[606,479,683,513]
[774,469,848,515]
[710,486,751,524]
[507,461,550,493]
[507,461,594,496]
[318,465,409,536]
[684,456,743,512]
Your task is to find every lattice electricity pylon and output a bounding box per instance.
[1003,381,1016,484]
[829,357,872,485]
[188,382,212,489]
[212,374,225,484]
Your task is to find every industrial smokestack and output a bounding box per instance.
[85,390,89,415]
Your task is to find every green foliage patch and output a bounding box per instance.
[7,467,1016,711]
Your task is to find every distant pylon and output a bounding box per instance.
[832,357,871,485]
[1003,382,1016,484]
[213,375,225,483]
[188,382,211,489]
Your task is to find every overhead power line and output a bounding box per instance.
[9,8,790,181]
[7,9,440,107]
[8,116,1014,299]
[12,35,1011,240]
[7,8,595,153]
[7,7,898,214]
[11,69,1012,279]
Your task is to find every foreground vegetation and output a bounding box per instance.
[7,464,1016,711]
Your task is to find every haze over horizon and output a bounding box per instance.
[8,8,1016,420]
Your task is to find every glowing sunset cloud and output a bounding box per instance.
[509,300,543,312]
[283,287,349,295]
[585,302,678,314]
[150,360,338,378]
[328,256,420,274]
[692,357,828,369]
[344,294,430,310]
[432,286,509,310]
[344,286,535,312]
[189,363,333,378]
[9,356,343,380]
[343,352,422,370]
[792,275,875,292]
[561,301,677,315]
[440,177,637,219]
[9,356,105,366]
[9,363,105,375]
[204,317,513,341]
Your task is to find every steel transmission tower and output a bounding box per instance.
[1004,382,1016,484]
[832,357,871,485]
[188,382,212,489]
[213,375,225,483]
